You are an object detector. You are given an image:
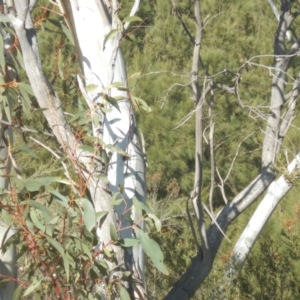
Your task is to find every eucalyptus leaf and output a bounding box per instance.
[1,229,18,254]
[12,284,22,300]
[78,115,91,125]
[79,145,95,153]
[61,23,75,46]
[0,15,10,23]
[103,247,112,258]
[77,198,96,231]
[63,255,70,282]
[95,211,108,222]
[46,236,64,257]
[15,146,39,159]
[18,87,32,119]
[107,81,123,89]
[69,109,89,123]
[105,144,128,156]
[30,209,46,232]
[24,180,43,192]
[110,223,118,242]
[132,196,150,214]
[122,16,143,23]
[29,200,50,214]
[16,49,25,69]
[94,258,109,275]
[85,84,98,92]
[103,29,119,46]
[111,199,123,206]
[147,213,162,232]
[23,277,43,297]
[11,177,25,189]
[0,34,5,71]
[1,209,12,227]
[138,229,168,275]
[119,286,131,300]
[48,215,60,225]
[119,238,139,248]
[3,96,12,123]
[49,189,69,207]
[18,82,34,95]
[131,95,151,112]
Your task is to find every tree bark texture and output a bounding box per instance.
[9,0,146,298]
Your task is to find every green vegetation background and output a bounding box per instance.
[13,0,300,299]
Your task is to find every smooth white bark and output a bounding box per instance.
[228,151,300,274]
[0,128,17,300]
[0,9,17,298]
[0,223,17,300]
[0,101,16,300]
[8,0,145,297]
[59,1,146,296]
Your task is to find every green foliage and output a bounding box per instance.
[145,195,197,299]
[1,177,104,299]
[236,198,300,299]
[0,2,167,298]
[209,195,300,300]
[2,0,300,298]
[121,0,300,297]
[121,0,274,198]
[1,176,166,299]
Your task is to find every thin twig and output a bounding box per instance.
[8,151,22,180]
[224,131,256,182]
[216,167,228,204]
[0,119,54,137]
[202,203,230,242]
[30,137,78,195]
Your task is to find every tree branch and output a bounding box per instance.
[190,0,212,264]
[262,5,300,170]
[124,0,140,30]
[278,71,300,141]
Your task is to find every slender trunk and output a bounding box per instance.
[59,2,146,297]
[0,4,17,297]
[9,1,146,298]
[0,125,17,300]
[227,151,300,277]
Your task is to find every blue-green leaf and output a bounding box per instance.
[104,29,119,46]
[110,223,118,242]
[61,23,75,46]
[119,286,131,300]
[138,229,168,275]
[0,34,5,71]
[122,16,143,23]
[15,146,39,159]
[77,198,96,231]
[49,189,69,207]
[23,277,43,296]
[120,238,139,247]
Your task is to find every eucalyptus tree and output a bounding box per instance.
[0,0,155,299]
[164,0,300,299]
[0,2,17,298]
[0,0,300,299]
[226,0,300,279]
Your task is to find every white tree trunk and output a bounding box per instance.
[58,3,146,295]
[0,222,17,300]
[227,151,300,276]
[8,0,146,298]
[0,126,17,300]
[0,88,16,300]
[0,7,17,298]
